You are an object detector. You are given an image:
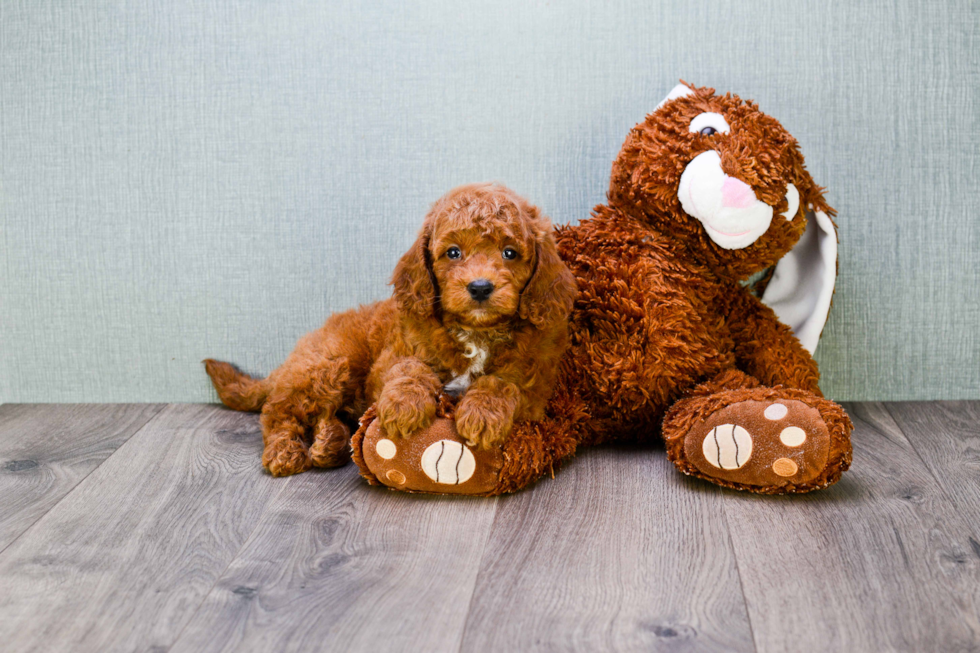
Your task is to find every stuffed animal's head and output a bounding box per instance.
[609,82,839,353]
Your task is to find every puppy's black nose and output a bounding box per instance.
[467,279,494,302]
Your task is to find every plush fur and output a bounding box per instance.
[377,83,853,495]
[206,183,577,476]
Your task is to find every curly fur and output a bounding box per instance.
[206,182,577,476]
[469,83,853,495]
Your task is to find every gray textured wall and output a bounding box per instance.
[1,0,978,403]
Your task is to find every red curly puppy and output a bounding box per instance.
[205,183,577,476]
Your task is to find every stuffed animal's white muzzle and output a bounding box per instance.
[678,150,774,250]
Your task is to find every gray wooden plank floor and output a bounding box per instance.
[461,446,754,653]
[0,404,164,553]
[0,401,978,653]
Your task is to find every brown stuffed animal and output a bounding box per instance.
[354,82,852,495]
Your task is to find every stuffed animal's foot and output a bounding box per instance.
[664,393,852,493]
[351,401,504,495]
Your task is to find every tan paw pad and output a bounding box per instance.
[386,469,406,485]
[375,438,397,459]
[764,403,788,420]
[702,424,753,469]
[421,440,476,485]
[772,458,798,477]
[779,426,806,447]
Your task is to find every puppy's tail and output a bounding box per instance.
[203,359,270,412]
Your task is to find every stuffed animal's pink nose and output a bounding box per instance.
[721,177,755,209]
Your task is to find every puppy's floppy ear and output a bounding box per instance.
[519,227,577,328]
[761,165,838,355]
[391,222,438,320]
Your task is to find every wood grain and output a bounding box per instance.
[720,402,980,653]
[460,445,755,653]
[0,404,282,653]
[2,401,979,652]
[0,403,164,552]
[169,464,499,652]
[886,401,980,522]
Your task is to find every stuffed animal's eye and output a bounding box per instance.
[446,246,462,260]
[689,112,730,135]
[502,247,518,260]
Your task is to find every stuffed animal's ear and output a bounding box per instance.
[761,209,838,355]
[655,81,695,111]
[519,232,577,329]
[391,225,438,320]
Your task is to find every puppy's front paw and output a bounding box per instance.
[377,382,437,438]
[456,394,515,449]
[262,437,312,477]
[309,416,351,468]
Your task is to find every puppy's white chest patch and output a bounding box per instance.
[445,334,489,395]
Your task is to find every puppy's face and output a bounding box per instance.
[392,183,576,332]
[430,209,536,328]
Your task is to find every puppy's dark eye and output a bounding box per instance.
[446,246,461,260]
[699,126,717,136]
[502,247,518,260]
